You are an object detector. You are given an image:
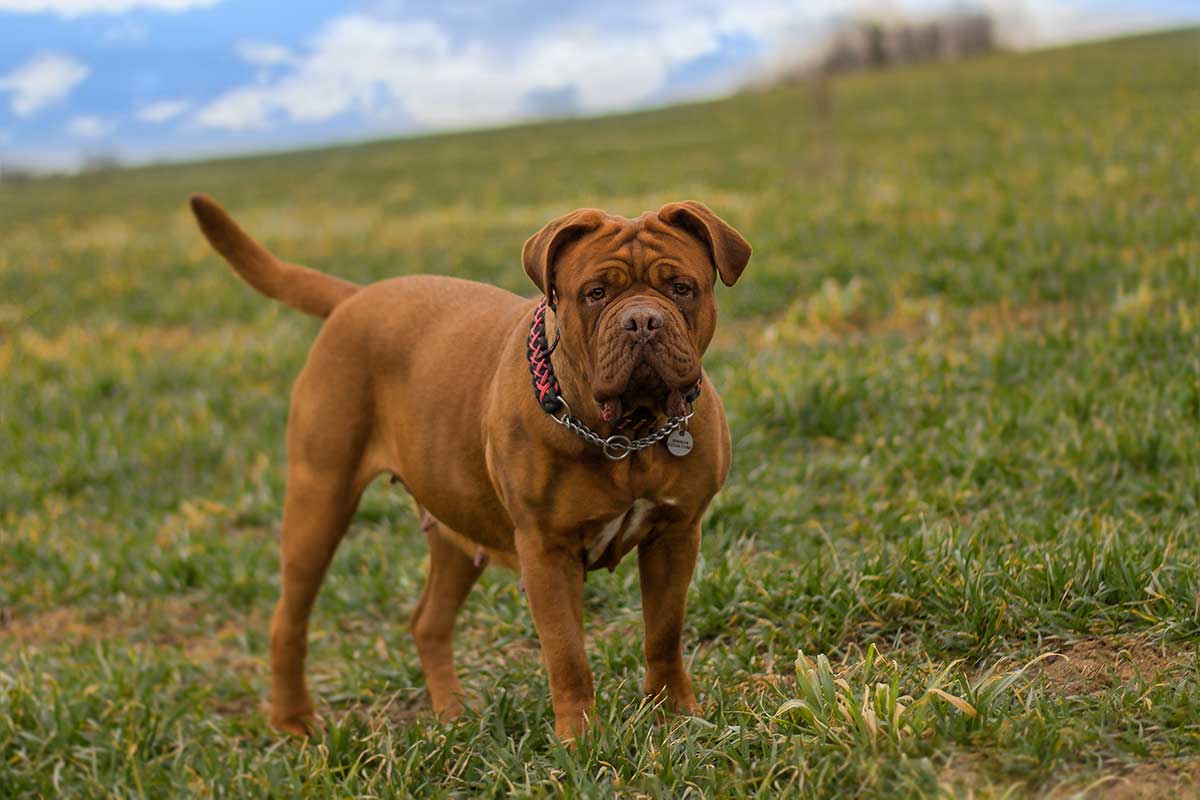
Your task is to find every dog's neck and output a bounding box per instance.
[543,307,598,429]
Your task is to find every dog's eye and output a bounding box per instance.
[586,286,607,302]
[672,282,692,297]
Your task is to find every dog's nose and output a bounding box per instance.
[619,306,664,338]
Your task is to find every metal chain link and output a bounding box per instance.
[548,397,694,460]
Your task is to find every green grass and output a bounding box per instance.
[3,27,1200,798]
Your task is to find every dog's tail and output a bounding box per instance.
[188,193,360,319]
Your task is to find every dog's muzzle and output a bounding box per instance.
[590,298,700,413]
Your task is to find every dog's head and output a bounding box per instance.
[523,201,751,422]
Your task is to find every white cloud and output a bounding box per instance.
[0,52,89,117]
[978,0,1192,47]
[197,17,451,130]
[235,41,296,67]
[194,85,272,130]
[195,3,823,132]
[136,98,189,123]
[0,0,218,16]
[67,114,113,138]
[101,20,148,43]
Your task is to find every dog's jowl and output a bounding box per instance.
[189,194,750,741]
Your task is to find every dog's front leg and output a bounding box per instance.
[514,531,594,742]
[637,523,702,715]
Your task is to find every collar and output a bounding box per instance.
[527,297,565,414]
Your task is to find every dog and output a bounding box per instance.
[188,194,751,741]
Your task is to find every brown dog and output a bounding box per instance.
[188,194,750,741]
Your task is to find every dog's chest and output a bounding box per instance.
[585,499,661,567]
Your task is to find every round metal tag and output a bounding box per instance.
[666,429,694,457]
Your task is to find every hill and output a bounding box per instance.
[2,28,1199,797]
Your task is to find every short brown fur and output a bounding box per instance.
[188,193,750,741]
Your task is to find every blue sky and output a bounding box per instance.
[0,0,1196,171]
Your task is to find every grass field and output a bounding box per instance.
[3,28,1200,798]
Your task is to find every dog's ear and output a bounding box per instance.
[658,201,752,287]
[522,209,605,302]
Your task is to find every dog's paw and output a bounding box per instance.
[431,696,467,723]
[644,675,702,716]
[647,691,702,717]
[553,706,597,744]
[670,695,703,716]
[270,708,321,738]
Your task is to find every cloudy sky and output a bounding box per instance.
[0,0,1196,170]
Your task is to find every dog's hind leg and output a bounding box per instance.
[409,509,485,721]
[268,462,365,735]
[268,344,378,736]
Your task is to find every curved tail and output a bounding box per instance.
[189,194,360,318]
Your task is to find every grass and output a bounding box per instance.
[3,27,1200,798]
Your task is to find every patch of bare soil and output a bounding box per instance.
[1052,760,1200,799]
[1034,637,1190,695]
[175,619,263,674]
[325,691,429,731]
[938,752,1002,796]
[209,694,262,717]
[940,757,1200,799]
[2,598,264,674]
[0,606,127,644]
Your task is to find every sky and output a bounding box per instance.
[0,0,1196,171]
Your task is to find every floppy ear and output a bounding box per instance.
[658,201,752,287]
[522,209,605,302]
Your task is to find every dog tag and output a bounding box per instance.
[666,429,694,457]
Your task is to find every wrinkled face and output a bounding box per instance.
[556,215,716,420]
[524,203,751,422]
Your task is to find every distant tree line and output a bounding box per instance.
[0,162,37,184]
[0,151,122,182]
[817,12,997,75]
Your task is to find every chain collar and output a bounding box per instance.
[527,298,699,461]
[548,396,695,460]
